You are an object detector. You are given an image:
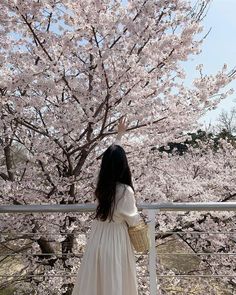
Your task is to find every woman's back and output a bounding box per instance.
[72,182,140,295]
[99,182,140,226]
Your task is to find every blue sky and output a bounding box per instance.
[185,0,236,127]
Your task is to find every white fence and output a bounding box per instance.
[1,202,236,295]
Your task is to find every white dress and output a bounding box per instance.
[71,182,141,295]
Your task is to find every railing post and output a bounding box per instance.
[148,209,158,295]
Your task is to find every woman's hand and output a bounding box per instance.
[117,115,128,136]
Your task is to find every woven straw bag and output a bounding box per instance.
[128,220,151,253]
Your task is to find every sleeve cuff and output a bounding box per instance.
[114,136,122,146]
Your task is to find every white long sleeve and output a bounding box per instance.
[113,135,122,146]
[116,185,141,226]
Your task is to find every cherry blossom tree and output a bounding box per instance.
[138,135,236,293]
[0,0,235,294]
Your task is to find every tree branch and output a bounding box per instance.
[18,9,53,61]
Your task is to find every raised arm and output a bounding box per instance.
[114,115,129,146]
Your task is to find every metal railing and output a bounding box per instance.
[0,202,236,295]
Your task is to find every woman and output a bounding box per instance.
[71,116,141,295]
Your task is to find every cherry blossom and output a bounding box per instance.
[0,0,235,294]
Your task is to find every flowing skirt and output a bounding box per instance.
[71,219,138,295]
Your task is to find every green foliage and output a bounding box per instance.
[158,129,236,155]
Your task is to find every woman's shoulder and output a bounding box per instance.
[115,182,136,211]
[116,182,134,195]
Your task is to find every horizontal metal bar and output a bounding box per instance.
[0,202,236,213]
[0,254,82,257]
[1,231,235,236]
[157,253,236,256]
[0,274,235,278]
[158,231,236,235]
[0,252,235,257]
[156,275,236,278]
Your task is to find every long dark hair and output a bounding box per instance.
[94,143,134,222]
